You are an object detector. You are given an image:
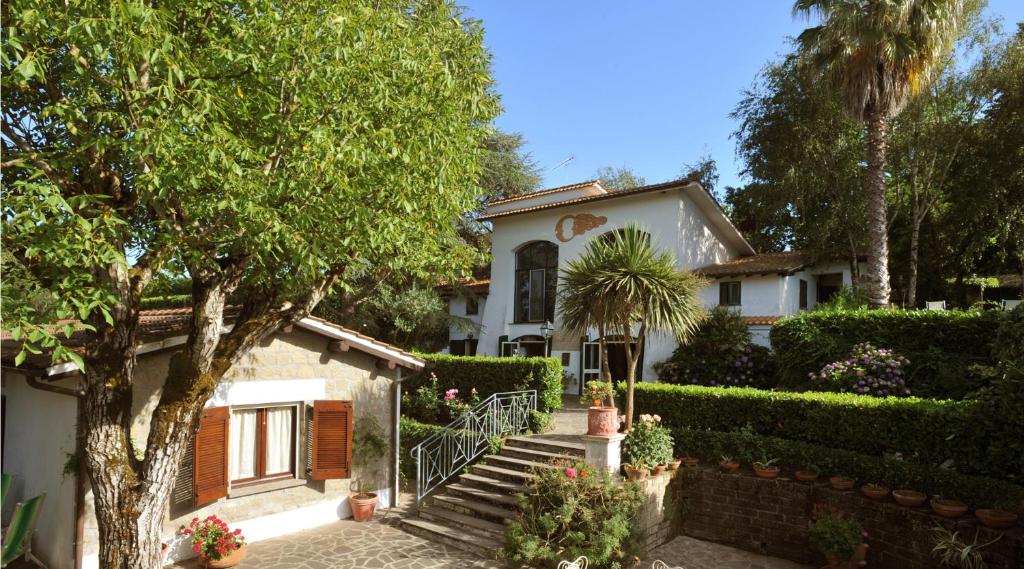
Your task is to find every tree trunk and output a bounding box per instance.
[597,319,612,386]
[864,107,892,308]
[907,210,922,308]
[620,324,644,431]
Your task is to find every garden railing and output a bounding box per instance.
[410,389,537,504]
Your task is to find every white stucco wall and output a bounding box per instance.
[1,372,80,569]
[447,295,486,342]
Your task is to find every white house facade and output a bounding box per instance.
[443,178,853,394]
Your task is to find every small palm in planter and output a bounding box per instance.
[350,416,389,522]
[752,452,780,479]
[177,516,247,568]
[809,505,867,569]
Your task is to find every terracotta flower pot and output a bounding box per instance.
[350,492,378,522]
[795,470,819,482]
[624,464,648,481]
[931,498,968,518]
[719,460,739,473]
[861,485,890,500]
[824,542,867,569]
[651,464,667,476]
[681,456,700,468]
[667,459,683,471]
[975,509,1018,529]
[830,476,854,491]
[200,544,247,569]
[587,406,619,436]
[753,466,780,479]
[892,489,927,508]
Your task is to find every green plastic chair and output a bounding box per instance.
[1,493,47,568]
[0,475,10,507]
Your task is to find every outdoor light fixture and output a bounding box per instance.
[540,320,554,356]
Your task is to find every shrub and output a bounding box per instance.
[622,414,673,468]
[810,342,911,397]
[770,309,1005,398]
[580,380,615,406]
[528,410,551,434]
[808,506,863,561]
[399,417,449,482]
[623,382,1022,482]
[993,303,1024,367]
[503,461,643,568]
[654,307,775,389]
[407,354,563,413]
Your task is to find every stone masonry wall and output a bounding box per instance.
[673,468,1023,569]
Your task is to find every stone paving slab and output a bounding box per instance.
[643,535,812,569]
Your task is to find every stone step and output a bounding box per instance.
[472,463,537,484]
[401,517,502,558]
[445,483,520,507]
[431,494,516,524]
[504,435,585,457]
[417,504,507,537]
[458,472,529,495]
[499,445,581,465]
[484,454,558,473]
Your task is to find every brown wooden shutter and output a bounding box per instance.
[194,406,229,506]
[310,400,353,480]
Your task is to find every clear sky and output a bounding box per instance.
[462,0,1024,193]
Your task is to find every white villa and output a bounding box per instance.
[441,178,855,395]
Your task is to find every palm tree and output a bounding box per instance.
[793,0,969,308]
[559,225,706,429]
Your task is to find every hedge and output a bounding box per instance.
[769,309,1004,398]
[670,428,1024,510]
[407,353,563,413]
[623,382,1022,483]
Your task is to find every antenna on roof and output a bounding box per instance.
[551,155,574,171]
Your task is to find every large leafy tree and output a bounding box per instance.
[794,0,971,307]
[1,1,498,567]
[594,165,647,191]
[559,226,705,430]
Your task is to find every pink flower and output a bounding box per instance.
[565,467,578,478]
[444,388,458,401]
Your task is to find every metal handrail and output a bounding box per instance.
[410,389,537,504]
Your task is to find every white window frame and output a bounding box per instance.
[581,342,602,382]
[500,341,520,358]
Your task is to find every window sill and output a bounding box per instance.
[229,477,306,499]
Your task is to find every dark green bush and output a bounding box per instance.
[770,309,1005,398]
[654,307,775,389]
[528,410,552,434]
[407,354,563,413]
[669,427,1024,510]
[993,304,1024,367]
[624,382,1021,483]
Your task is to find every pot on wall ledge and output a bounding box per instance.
[587,406,619,436]
[823,542,867,569]
[200,545,247,569]
[623,464,648,482]
[350,492,379,522]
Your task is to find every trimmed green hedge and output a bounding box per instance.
[769,309,1004,398]
[670,428,1024,510]
[624,382,1022,483]
[407,354,563,412]
[399,417,448,482]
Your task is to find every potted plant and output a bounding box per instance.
[350,416,389,522]
[583,381,619,436]
[809,505,867,569]
[623,463,648,481]
[177,516,247,568]
[931,496,969,519]
[622,414,673,479]
[719,455,739,473]
[795,467,820,482]
[680,455,700,467]
[829,475,855,491]
[931,526,1000,569]
[892,489,927,508]
[752,455,780,479]
[666,457,683,470]
[975,508,1018,529]
[861,483,890,500]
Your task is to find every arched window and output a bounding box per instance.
[514,241,558,322]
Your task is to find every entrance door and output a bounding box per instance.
[605,341,643,382]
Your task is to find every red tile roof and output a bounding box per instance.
[695,251,815,278]
[478,178,700,221]
[435,278,490,297]
[741,316,784,326]
[485,180,604,207]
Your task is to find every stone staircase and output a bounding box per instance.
[401,435,585,557]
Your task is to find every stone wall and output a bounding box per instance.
[635,472,677,555]
[673,468,1023,569]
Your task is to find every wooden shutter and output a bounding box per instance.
[194,406,229,506]
[310,400,353,480]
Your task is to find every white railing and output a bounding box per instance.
[410,390,537,503]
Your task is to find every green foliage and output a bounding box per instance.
[406,354,563,413]
[993,304,1024,367]
[654,307,775,389]
[625,381,1022,483]
[622,414,673,468]
[580,380,614,406]
[809,342,911,397]
[594,166,646,191]
[770,309,1004,397]
[503,461,643,569]
[812,286,869,312]
[528,410,552,434]
[479,131,543,202]
[352,416,389,493]
[931,526,999,569]
[809,506,863,560]
[399,417,450,482]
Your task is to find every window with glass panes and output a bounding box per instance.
[514,241,558,322]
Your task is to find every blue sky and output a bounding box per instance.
[462,1,1024,193]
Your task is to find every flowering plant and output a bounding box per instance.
[177,515,245,560]
[622,414,673,468]
[811,342,911,397]
[442,386,479,419]
[808,505,865,560]
[579,380,614,407]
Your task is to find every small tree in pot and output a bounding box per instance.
[350,416,389,522]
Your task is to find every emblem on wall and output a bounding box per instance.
[555,213,608,242]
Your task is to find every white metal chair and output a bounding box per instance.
[558,556,588,569]
[925,301,947,311]
[1003,299,1021,311]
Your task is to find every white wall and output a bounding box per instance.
[447,295,486,342]
[699,275,784,316]
[1,373,80,569]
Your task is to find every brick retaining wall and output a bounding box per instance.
[667,468,1022,568]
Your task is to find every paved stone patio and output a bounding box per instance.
[643,536,810,569]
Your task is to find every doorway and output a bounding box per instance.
[605,340,643,382]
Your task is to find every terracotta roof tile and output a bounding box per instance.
[695,251,815,278]
[741,316,784,326]
[435,278,490,296]
[485,180,603,207]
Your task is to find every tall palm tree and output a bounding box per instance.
[559,225,706,429]
[793,0,969,308]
